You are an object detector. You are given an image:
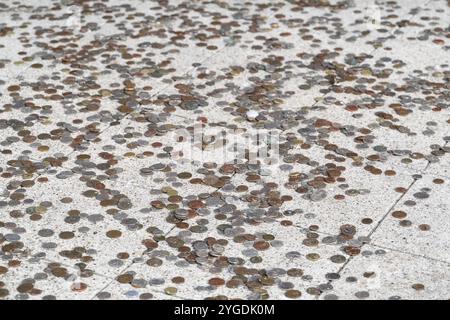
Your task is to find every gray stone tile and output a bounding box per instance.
[371,174,450,262]
[321,245,450,300]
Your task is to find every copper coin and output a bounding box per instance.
[285,290,302,299]
[361,218,373,224]
[117,274,133,284]
[208,278,225,286]
[418,224,430,231]
[392,211,407,219]
[172,276,185,284]
[253,241,270,251]
[59,231,75,239]
[106,230,122,238]
[412,283,425,291]
[0,266,7,275]
[188,200,204,209]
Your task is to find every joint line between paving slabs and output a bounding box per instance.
[367,178,417,239]
[314,2,443,294]
[87,225,177,300]
[320,176,418,298]
[89,207,190,300]
[89,259,136,300]
[369,243,450,265]
[321,136,445,295]
[89,224,185,300]
[367,140,447,242]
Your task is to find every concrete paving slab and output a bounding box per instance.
[0,168,175,277]
[0,255,111,300]
[0,0,448,300]
[320,245,450,300]
[224,157,416,237]
[105,223,348,300]
[371,174,450,262]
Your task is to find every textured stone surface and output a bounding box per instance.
[0,0,448,300]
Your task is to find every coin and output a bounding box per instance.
[164,287,178,295]
[253,241,270,251]
[117,274,133,284]
[208,278,225,286]
[172,277,185,284]
[106,230,122,238]
[392,211,407,219]
[285,290,301,299]
[412,283,425,291]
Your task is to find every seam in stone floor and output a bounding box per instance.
[369,243,450,266]
[321,151,438,298]
[88,223,196,300]
[422,142,449,177]
[294,220,450,266]
[367,180,420,239]
[87,259,137,300]
[0,221,179,300]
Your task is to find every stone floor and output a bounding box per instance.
[0,0,449,300]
